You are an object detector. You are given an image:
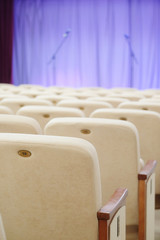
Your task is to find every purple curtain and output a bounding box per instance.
[13,0,160,89]
[0,0,13,83]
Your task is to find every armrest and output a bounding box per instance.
[97,188,128,221]
[97,188,128,240]
[138,160,157,181]
[138,160,157,240]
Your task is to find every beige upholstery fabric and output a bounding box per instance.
[61,91,98,99]
[57,99,112,116]
[17,106,84,130]
[0,99,52,114]
[0,115,42,134]
[146,173,155,240]
[118,101,160,113]
[108,94,144,101]
[17,84,46,91]
[87,97,129,107]
[139,98,160,103]
[18,90,48,98]
[0,95,28,101]
[0,133,101,240]
[110,88,138,93]
[36,95,76,105]
[0,106,13,115]
[110,206,126,240]
[91,108,160,193]
[45,117,140,225]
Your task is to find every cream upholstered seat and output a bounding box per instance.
[61,91,99,99]
[0,94,29,101]
[107,93,144,101]
[57,99,112,116]
[119,101,160,114]
[110,87,138,93]
[17,106,84,130]
[44,117,156,240]
[0,114,42,134]
[17,84,46,91]
[91,108,160,195]
[87,97,129,107]
[0,133,127,240]
[36,95,76,105]
[0,106,13,114]
[0,98,52,114]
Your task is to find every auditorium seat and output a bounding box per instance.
[107,93,144,101]
[0,84,17,92]
[57,99,112,116]
[0,95,29,101]
[87,97,129,107]
[0,106,13,114]
[36,95,76,105]
[110,87,138,93]
[18,90,50,98]
[0,115,42,134]
[139,98,160,103]
[48,86,74,95]
[0,98,52,114]
[141,89,160,98]
[90,108,160,195]
[0,133,127,240]
[44,117,156,239]
[119,101,160,114]
[17,84,46,91]
[17,106,84,130]
[61,91,99,99]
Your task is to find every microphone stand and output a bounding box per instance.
[48,29,71,85]
[124,34,138,87]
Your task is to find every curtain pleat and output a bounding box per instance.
[0,0,13,84]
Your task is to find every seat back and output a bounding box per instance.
[57,100,112,116]
[0,106,13,115]
[0,115,42,134]
[87,97,129,107]
[0,133,101,240]
[0,99,52,113]
[36,95,76,105]
[119,101,160,113]
[45,117,140,225]
[17,106,84,130]
[91,108,160,194]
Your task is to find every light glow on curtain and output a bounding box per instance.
[13,0,160,88]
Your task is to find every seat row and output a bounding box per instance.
[0,84,159,239]
[0,114,157,240]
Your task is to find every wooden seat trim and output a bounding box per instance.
[138,160,157,180]
[97,188,128,240]
[138,160,157,240]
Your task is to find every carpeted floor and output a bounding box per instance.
[126,210,160,240]
[155,210,160,240]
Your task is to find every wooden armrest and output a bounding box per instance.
[138,160,157,240]
[138,160,157,181]
[97,188,128,221]
[97,188,128,240]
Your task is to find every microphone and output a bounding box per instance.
[63,29,71,38]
